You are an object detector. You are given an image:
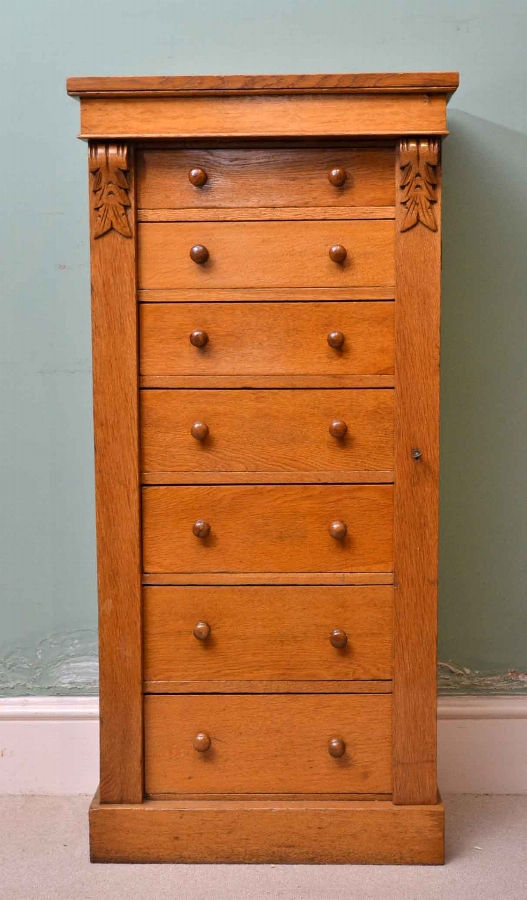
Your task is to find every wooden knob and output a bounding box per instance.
[190,244,209,264]
[330,628,348,649]
[192,519,210,538]
[328,737,346,758]
[189,167,208,187]
[327,330,345,349]
[329,244,347,264]
[191,422,209,441]
[193,621,211,641]
[329,520,347,541]
[190,329,209,348]
[193,732,211,752]
[328,166,347,187]
[329,419,348,439]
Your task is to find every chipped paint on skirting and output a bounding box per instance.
[438,661,527,694]
[0,631,98,695]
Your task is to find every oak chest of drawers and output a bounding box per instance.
[67,71,458,865]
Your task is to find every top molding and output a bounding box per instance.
[67,73,458,140]
[67,72,459,99]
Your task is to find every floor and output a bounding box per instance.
[1,795,526,899]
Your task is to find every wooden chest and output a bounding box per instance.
[67,71,458,865]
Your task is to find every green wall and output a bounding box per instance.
[1,0,526,694]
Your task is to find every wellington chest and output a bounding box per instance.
[67,71,458,865]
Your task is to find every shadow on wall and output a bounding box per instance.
[439,110,527,687]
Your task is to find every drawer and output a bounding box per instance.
[138,221,394,289]
[137,148,395,209]
[141,389,393,475]
[143,585,393,683]
[140,302,394,377]
[144,694,392,795]
[142,484,393,573]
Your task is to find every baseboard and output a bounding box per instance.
[1,695,526,795]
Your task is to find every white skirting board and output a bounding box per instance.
[0,695,526,795]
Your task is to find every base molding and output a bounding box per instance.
[89,790,444,865]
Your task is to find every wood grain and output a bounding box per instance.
[147,792,390,801]
[142,572,394,586]
[140,301,394,377]
[139,206,395,222]
[144,694,392,795]
[69,71,459,96]
[393,139,441,805]
[144,680,392,694]
[143,585,393,682]
[89,143,142,804]
[142,484,394,574]
[79,94,448,139]
[89,792,445,864]
[140,376,393,390]
[137,148,395,208]
[140,389,393,475]
[138,221,394,290]
[139,286,394,301]
[141,470,394,484]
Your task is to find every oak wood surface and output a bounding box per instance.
[392,140,441,806]
[140,301,394,377]
[69,71,459,96]
[90,792,444,864]
[140,376,394,390]
[89,143,143,804]
[144,694,392,795]
[144,680,392,694]
[138,206,395,221]
[73,72,452,866]
[79,94,448,139]
[142,484,394,574]
[146,792,390,801]
[137,148,394,208]
[143,585,393,682]
[142,572,394,586]
[139,286,394,301]
[138,221,394,289]
[140,389,393,475]
[141,470,394,485]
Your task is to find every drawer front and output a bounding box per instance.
[144,585,393,682]
[138,221,394,289]
[141,389,393,474]
[142,484,393,573]
[140,301,394,377]
[144,694,392,795]
[137,148,395,209]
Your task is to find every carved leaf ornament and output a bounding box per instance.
[399,139,439,232]
[89,143,132,238]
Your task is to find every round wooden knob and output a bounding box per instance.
[193,621,211,641]
[328,166,347,187]
[189,167,208,187]
[190,244,209,264]
[193,732,211,752]
[330,628,348,649]
[190,329,209,348]
[327,330,345,350]
[329,520,347,541]
[192,519,210,538]
[191,422,209,441]
[329,244,347,264]
[328,737,346,758]
[329,419,348,439]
